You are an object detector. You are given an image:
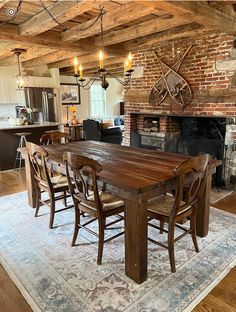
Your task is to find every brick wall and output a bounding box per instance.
[124,32,236,145]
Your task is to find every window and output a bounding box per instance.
[90,84,106,117]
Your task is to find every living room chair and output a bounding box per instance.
[83,119,122,144]
[147,154,209,273]
[26,142,72,229]
[40,131,71,145]
[63,151,125,264]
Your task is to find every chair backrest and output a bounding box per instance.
[83,119,101,141]
[63,151,103,214]
[40,131,71,145]
[172,154,209,217]
[26,142,53,190]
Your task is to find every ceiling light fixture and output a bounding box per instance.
[13,48,26,91]
[73,7,134,90]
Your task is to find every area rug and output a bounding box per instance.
[0,192,236,312]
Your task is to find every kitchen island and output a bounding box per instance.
[0,122,60,170]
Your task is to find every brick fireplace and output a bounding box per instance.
[123,32,236,186]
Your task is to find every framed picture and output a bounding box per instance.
[60,83,81,105]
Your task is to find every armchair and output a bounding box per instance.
[83,119,122,145]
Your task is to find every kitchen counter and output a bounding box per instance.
[0,122,60,170]
[0,121,61,130]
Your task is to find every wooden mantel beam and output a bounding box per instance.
[152,1,236,33]
[61,1,161,42]
[19,0,107,36]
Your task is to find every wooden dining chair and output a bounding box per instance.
[63,151,125,265]
[147,154,209,273]
[40,131,71,145]
[26,142,72,229]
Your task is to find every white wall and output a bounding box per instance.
[59,75,124,123]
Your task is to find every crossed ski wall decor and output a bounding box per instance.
[149,45,193,111]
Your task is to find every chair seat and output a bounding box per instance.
[147,194,189,217]
[82,191,124,211]
[40,175,68,189]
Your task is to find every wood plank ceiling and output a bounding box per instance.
[0,0,235,77]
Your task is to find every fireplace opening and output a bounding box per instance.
[180,117,226,186]
[130,115,227,186]
[143,117,159,132]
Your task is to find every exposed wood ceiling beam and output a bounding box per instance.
[47,50,123,69]
[22,50,84,68]
[153,1,236,33]
[19,0,107,36]
[0,0,10,9]
[124,23,212,51]
[0,30,122,55]
[93,14,190,46]
[61,1,161,41]
[0,42,19,58]
[0,30,90,51]
[0,47,56,66]
[62,56,124,72]
[48,53,99,69]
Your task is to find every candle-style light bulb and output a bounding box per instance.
[127,52,132,70]
[79,64,83,79]
[99,50,104,69]
[74,56,78,75]
[124,59,129,72]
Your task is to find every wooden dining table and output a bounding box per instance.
[22,141,221,284]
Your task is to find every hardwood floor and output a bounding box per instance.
[0,169,32,312]
[0,169,235,312]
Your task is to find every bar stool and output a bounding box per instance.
[14,132,31,168]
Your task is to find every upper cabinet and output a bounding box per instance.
[0,76,25,105]
[0,76,54,104]
[26,76,54,88]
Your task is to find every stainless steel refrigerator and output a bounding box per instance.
[24,87,57,123]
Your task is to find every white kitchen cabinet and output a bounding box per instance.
[0,77,9,103]
[0,76,25,105]
[26,76,54,88]
[0,75,54,104]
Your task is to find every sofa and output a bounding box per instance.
[83,119,123,145]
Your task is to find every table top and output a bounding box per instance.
[44,141,221,194]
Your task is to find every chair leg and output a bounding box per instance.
[49,195,55,229]
[34,187,41,217]
[168,222,176,273]
[190,211,199,253]
[160,219,164,234]
[97,218,105,265]
[72,204,80,246]
[63,191,67,207]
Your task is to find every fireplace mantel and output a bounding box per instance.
[127,112,234,119]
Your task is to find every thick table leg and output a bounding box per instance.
[196,175,212,237]
[125,198,147,284]
[25,155,37,208]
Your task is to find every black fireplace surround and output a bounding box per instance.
[131,116,226,186]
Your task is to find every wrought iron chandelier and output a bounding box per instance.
[13,48,26,90]
[73,7,134,90]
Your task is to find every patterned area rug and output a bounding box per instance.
[0,192,236,312]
